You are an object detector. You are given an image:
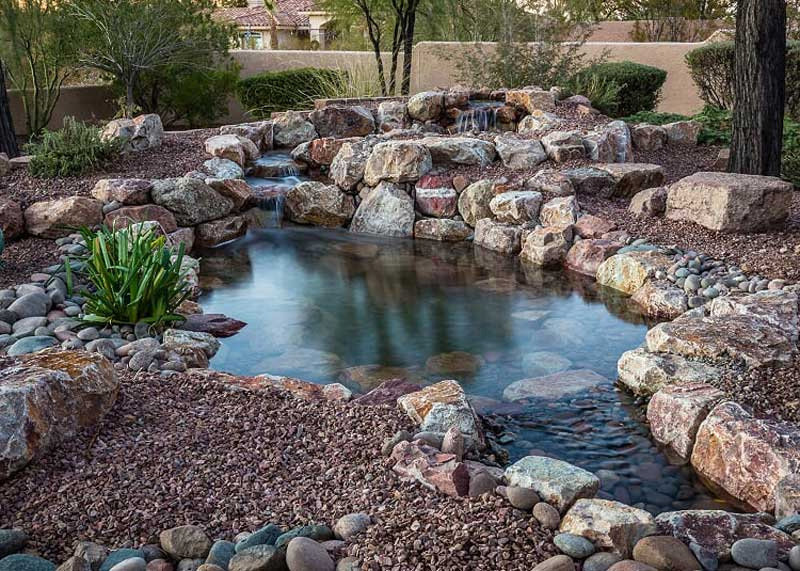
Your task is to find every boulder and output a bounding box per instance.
[219,120,273,150]
[647,383,725,465]
[101,113,163,152]
[565,239,621,277]
[708,289,799,343]
[330,138,378,191]
[691,401,800,512]
[162,329,220,358]
[397,379,482,446]
[0,198,24,239]
[151,178,233,226]
[195,214,249,248]
[527,170,575,196]
[631,125,668,151]
[159,525,212,560]
[104,205,178,234]
[632,536,702,571]
[204,135,259,168]
[418,137,496,168]
[645,313,795,369]
[304,137,349,167]
[506,89,556,113]
[474,218,522,254]
[308,105,375,138]
[562,167,616,197]
[503,369,609,401]
[457,180,495,227]
[272,111,317,148]
[407,91,445,121]
[540,196,579,226]
[775,474,800,520]
[91,179,152,205]
[542,131,586,162]
[583,121,633,163]
[574,215,616,239]
[353,378,420,406]
[494,134,547,169]
[520,224,573,267]
[177,314,246,338]
[596,164,665,199]
[666,172,793,232]
[616,348,722,397]
[350,181,414,238]
[0,351,118,481]
[517,111,563,135]
[505,456,600,513]
[663,121,701,145]
[168,227,195,252]
[24,197,104,239]
[285,181,355,228]
[390,440,469,497]
[415,175,457,218]
[206,178,253,211]
[490,191,543,224]
[629,187,668,217]
[595,250,671,295]
[414,219,472,242]
[560,499,657,558]
[363,141,432,186]
[377,101,408,131]
[630,281,688,320]
[655,510,796,560]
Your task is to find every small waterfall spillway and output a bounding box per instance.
[455,100,503,134]
[246,151,308,227]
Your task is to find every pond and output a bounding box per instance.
[197,226,734,515]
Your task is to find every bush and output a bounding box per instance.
[574,61,667,117]
[693,106,733,146]
[563,73,623,117]
[236,67,345,118]
[620,110,690,125]
[76,225,191,327]
[27,117,119,178]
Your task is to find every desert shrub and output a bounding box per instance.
[574,61,667,117]
[620,110,690,125]
[563,73,623,117]
[236,68,346,118]
[76,225,191,327]
[685,42,735,110]
[27,117,119,178]
[692,106,732,146]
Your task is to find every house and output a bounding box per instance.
[216,0,334,50]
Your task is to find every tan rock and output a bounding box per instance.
[540,196,579,226]
[709,290,799,343]
[595,250,671,295]
[351,181,414,238]
[204,134,259,167]
[490,191,543,224]
[631,281,688,319]
[526,170,575,196]
[474,218,522,254]
[647,383,725,465]
[425,352,484,375]
[237,374,352,402]
[565,239,621,277]
[495,134,547,169]
[596,163,666,199]
[457,179,495,227]
[608,560,658,571]
[397,379,482,444]
[629,187,668,217]
[0,197,24,239]
[631,125,668,151]
[330,138,377,191]
[286,181,355,228]
[308,105,375,138]
[24,197,104,238]
[506,89,556,113]
[775,474,800,520]
[560,499,656,558]
[518,111,563,136]
[505,456,600,513]
[520,224,573,268]
[574,215,616,239]
[617,347,722,397]
[419,136,497,168]
[194,214,249,248]
[206,178,252,211]
[91,178,152,205]
[104,204,178,234]
[663,121,701,145]
[364,141,432,186]
[407,91,445,121]
[414,219,472,242]
[632,536,701,571]
[542,131,586,162]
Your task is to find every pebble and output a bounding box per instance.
[285,537,334,571]
[159,525,211,560]
[584,553,623,571]
[441,426,465,460]
[532,554,575,571]
[532,502,560,529]
[730,539,777,570]
[77,327,100,341]
[633,536,701,571]
[506,486,540,510]
[333,514,371,541]
[554,533,595,559]
[788,546,800,571]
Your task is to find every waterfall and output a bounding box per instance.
[456,104,499,134]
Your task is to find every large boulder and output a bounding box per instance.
[494,134,547,169]
[151,178,233,226]
[407,91,445,122]
[457,180,495,227]
[363,141,432,186]
[350,181,414,238]
[505,456,600,513]
[629,187,668,217]
[474,218,522,255]
[562,167,616,197]
[663,121,701,145]
[390,440,469,497]
[414,219,472,242]
[540,196,579,226]
[708,290,799,343]
[565,239,621,277]
[308,105,375,138]
[285,181,355,228]
[415,175,457,218]
[377,100,408,131]
[503,369,609,401]
[666,172,793,232]
[630,281,688,319]
[520,225,573,268]
[691,401,800,512]
[91,179,152,205]
[489,191,543,224]
[560,499,656,558]
[104,204,178,234]
[631,125,668,151]
[517,110,563,135]
[595,164,665,199]
[595,250,671,295]
[0,351,118,481]
[418,137,496,168]
[397,379,483,447]
[542,131,586,162]
[101,113,163,152]
[204,134,259,168]
[273,111,318,148]
[616,348,722,397]
[647,383,725,465]
[0,198,24,240]
[206,178,253,211]
[195,214,249,248]
[304,137,350,166]
[219,120,273,150]
[24,197,104,239]
[506,89,556,113]
[583,121,633,163]
[330,138,378,191]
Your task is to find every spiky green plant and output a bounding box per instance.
[76,225,191,326]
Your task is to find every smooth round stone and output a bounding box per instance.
[532,554,575,571]
[205,540,235,569]
[229,545,283,571]
[554,533,595,559]
[33,326,51,336]
[507,486,540,510]
[0,554,55,571]
[533,502,560,529]
[333,514,370,541]
[607,561,658,571]
[175,560,203,571]
[235,524,283,553]
[7,335,57,356]
[0,529,27,558]
[633,536,701,571]
[196,566,223,571]
[275,526,333,551]
[731,539,778,570]
[285,537,334,571]
[702,287,720,299]
[336,557,360,571]
[468,471,497,497]
[101,549,146,571]
[688,296,705,309]
[789,546,800,571]
[64,306,81,317]
[584,552,623,571]
[684,275,701,292]
[110,558,147,571]
[77,327,100,341]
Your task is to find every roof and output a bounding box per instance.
[215,0,319,29]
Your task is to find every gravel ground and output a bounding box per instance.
[0,237,60,289]
[1,130,214,209]
[709,360,800,424]
[0,368,556,569]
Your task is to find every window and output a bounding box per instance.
[239,31,263,49]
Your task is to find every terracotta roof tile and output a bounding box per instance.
[215,0,318,29]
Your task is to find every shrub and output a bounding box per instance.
[563,73,623,117]
[236,68,345,118]
[685,42,735,110]
[27,117,119,178]
[575,61,667,117]
[76,225,191,327]
[693,106,732,146]
[620,110,690,125]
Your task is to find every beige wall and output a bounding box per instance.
[10,84,117,136]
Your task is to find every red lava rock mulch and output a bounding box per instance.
[0,369,556,569]
[710,360,800,424]
[0,237,60,290]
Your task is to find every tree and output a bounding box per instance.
[391,0,422,94]
[0,0,78,136]
[729,0,786,176]
[0,60,20,157]
[71,0,236,117]
[263,0,279,49]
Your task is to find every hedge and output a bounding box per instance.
[576,61,668,117]
[236,67,345,118]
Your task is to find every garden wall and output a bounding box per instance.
[9,41,704,135]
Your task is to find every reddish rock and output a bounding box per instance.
[632,536,700,571]
[91,178,152,205]
[24,197,104,238]
[608,561,658,571]
[105,204,178,234]
[452,174,470,192]
[206,178,252,210]
[647,383,724,465]
[195,214,248,248]
[168,227,195,252]
[690,401,800,512]
[0,197,24,239]
[353,378,421,406]
[308,137,348,166]
[574,215,616,239]
[308,105,375,139]
[238,374,352,403]
[390,440,470,497]
[177,314,246,338]
[565,239,621,277]
[415,186,458,218]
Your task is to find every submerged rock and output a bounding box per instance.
[503,369,609,401]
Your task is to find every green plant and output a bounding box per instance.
[27,117,119,178]
[76,225,191,327]
[685,41,735,110]
[563,73,623,117]
[574,61,667,118]
[236,68,346,118]
[693,106,733,146]
[620,110,691,125]
[305,64,383,99]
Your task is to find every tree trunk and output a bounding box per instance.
[729,0,786,177]
[400,6,416,95]
[0,61,20,158]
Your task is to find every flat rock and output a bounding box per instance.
[418,137,496,168]
[596,164,665,199]
[503,370,609,401]
[617,348,722,397]
[560,499,656,558]
[505,456,600,513]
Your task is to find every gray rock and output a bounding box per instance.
[175,559,204,571]
[730,539,778,570]
[0,529,26,558]
[7,335,57,356]
[554,533,595,559]
[285,537,334,571]
[533,502,561,529]
[690,542,719,571]
[205,540,236,569]
[77,327,99,341]
[333,514,371,541]
[108,558,146,571]
[776,515,800,535]
[235,524,283,553]
[584,552,623,571]
[0,554,56,571]
[11,316,48,337]
[159,525,212,560]
[274,526,333,551]
[506,486,540,510]
[100,550,145,571]
[8,292,50,319]
[789,545,800,571]
[74,541,109,571]
[229,544,285,571]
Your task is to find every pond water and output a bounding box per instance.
[197,226,734,515]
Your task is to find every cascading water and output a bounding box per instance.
[455,100,503,134]
[246,151,308,227]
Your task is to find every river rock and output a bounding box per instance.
[596,250,671,295]
[730,539,778,570]
[631,281,688,319]
[520,225,573,268]
[629,187,668,217]
[204,135,259,168]
[503,369,609,401]
[521,351,571,377]
[151,178,233,226]
[666,172,793,232]
[160,526,211,560]
[330,138,377,192]
[540,196,579,226]
[490,191,543,224]
[0,554,56,571]
[407,91,445,121]
[309,105,375,138]
[457,180,495,227]
[8,291,50,319]
[561,499,656,558]
[205,541,235,569]
[595,164,665,199]
[495,134,547,169]
[542,131,586,162]
[534,502,562,530]
[285,181,355,228]
[273,111,317,148]
[0,529,26,559]
[632,536,702,571]
[505,456,600,513]
[333,514,371,541]
[390,440,470,497]
[414,219,472,241]
[506,88,556,113]
[24,197,104,239]
[363,141,431,186]
[565,239,621,276]
[418,136,497,168]
[554,534,595,559]
[162,329,220,358]
[617,348,722,397]
[585,553,624,571]
[474,218,522,254]
[350,181,414,238]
